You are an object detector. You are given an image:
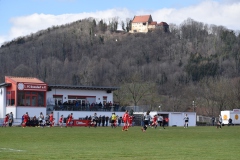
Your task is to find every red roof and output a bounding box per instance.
[157,22,169,26]
[132,15,152,23]
[5,76,44,83]
[149,21,157,25]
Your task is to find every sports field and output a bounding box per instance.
[0,125,239,160]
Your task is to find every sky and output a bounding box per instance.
[0,0,240,45]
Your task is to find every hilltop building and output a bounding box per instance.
[130,15,169,33]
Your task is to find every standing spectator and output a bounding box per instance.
[118,116,122,126]
[2,114,9,127]
[98,115,102,126]
[211,116,215,126]
[183,114,189,128]
[141,110,151,132]
[101,115,105,127]
[86,101,90,111]
[75,101,79,110]
[9,112,13,127]
[228,118,233,126]
[98,102,102,110]
[105,116,109,126]
[122,110,129,131]
[21,114,24,125]
[141,114,144,126]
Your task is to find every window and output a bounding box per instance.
[17,91,45,107]
[103,96,107,105]
[7,91,15,106]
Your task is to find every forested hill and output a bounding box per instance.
[0,18,240,115]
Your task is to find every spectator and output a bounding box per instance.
[98,115,101,126]
[101,115,105,126]
[211,116,215,126]
[105,116,109,126]
[228,118,233,126]
[9,112,13,127]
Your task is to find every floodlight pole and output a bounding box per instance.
[192,101,195,112]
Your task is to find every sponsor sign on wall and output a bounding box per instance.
[17,82,47,91]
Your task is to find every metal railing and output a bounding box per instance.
[47,104,126,112]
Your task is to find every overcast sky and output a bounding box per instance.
[0,0,240,45]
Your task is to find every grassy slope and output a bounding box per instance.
[0,126,239,160]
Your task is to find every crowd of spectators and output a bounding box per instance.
[53,100,121,112]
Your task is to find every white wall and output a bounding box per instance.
[0,87,6,119]
[47,88,113,105]
[15,107,46,119]
[169,112,196,127]
[221,110,240,124]
[149,111,196,127]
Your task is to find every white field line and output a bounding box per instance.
[0,148,25,152]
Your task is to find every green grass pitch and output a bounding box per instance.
[0,125,239,160]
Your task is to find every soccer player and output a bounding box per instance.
[122,110,129,131]
[128,115,133,127]
[66,113,73,128]
[111,113,117,128]
[22,112,29,128]
[217,115,222,129]
[141,110,151,132]
[38,112,44,128]
[157,114,163,127]
[151,115,158,129]
[2,114,9,127]
[183,114,189,128]
[90,113,97,128]
[49,112,54,127]
[59,115,63,128]
[51,118,55,127]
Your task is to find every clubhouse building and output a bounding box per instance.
[0,76,119,124]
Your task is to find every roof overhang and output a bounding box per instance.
[48,85,119,91]
[0,83,11,87]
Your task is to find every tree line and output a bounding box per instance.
[0,17,240,116]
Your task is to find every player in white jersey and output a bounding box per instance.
[183,114,189,128]
[141,110,151,132]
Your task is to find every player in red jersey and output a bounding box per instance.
[66,113,73,128]
[151,115,158,129]
[128,116,133,127]
[2,114,9,127]
[122,110,129,131]
[22,112,29,128]
[49,112,54,127]
[59,115,63,128]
